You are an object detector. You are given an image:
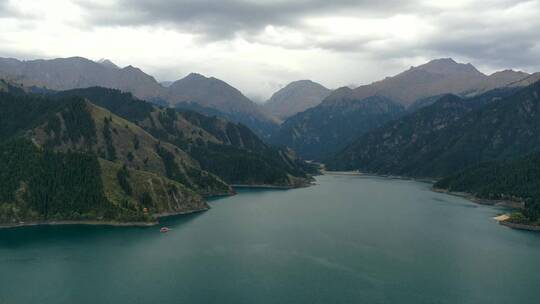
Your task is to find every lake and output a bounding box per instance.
[1,175,539,304]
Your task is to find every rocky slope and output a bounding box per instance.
[263,80,331,120]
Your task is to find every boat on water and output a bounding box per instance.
[160,227,170,233]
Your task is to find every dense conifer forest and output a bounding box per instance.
[435,152,540,225]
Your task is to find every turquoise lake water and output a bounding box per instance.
[1,175,539,304]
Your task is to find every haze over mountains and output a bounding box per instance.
[0,56,277,137]
[0,57,163,100]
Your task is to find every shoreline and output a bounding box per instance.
[323,171,539,232]
[231,184,301,190]
[231,180,316,190]
[431,187,524,209]
[322,170,437,183]
[321,170,363,176]
[0,207,209,230]
[500,221,540,232]
[432,187,540,232]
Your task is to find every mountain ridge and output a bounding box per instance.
[0,57,279,138]
[323,58,530,107]
[327,81,540,178]
[264,80,331,120]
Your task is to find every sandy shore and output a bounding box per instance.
[434,188,540,232]
[494,214,511,222]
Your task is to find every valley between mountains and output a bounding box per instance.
[1,56,540,230]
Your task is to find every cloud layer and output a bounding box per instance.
[0,0,539,98]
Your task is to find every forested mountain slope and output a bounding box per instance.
[271,91,404,160]
[435,152,540,226]
[0,91,218,224]
[56,87,313,187]
[327,84,535,178]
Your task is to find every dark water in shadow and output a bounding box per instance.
[1,175,539,304]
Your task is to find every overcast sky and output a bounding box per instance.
[0,0,539,100]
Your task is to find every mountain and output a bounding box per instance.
[97,58,120,69]
[0,57,278,138]
[273,59,529,161]
[263,80,331,120]
[55,87,313,187]
[160,81,174,87]
[0,91,221,224]
[167,73,279,137]
[327,82,540,178]
[271,89,404,160]
[327,58,529,107]
[0,85,313,225]
[508,72,540,87]
[435,152,540,226]
[0,57,165,101]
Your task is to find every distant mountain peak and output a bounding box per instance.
[412,58,482,76]
[122,65,139,72]
[264,79,330,120]
[184,72,208,80]
[97,58,119,69]
[430,57,457,64]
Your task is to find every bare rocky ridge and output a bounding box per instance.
[0,57,165,100]
[263,80,331,120]
[323,58,530,107]
[508,72,540,88]
[167,73,278,134]
[0,57,279,137]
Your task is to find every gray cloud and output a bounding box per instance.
[74,0,540,72]
[77,0,416,40]
[1,0,539,97]
[420,2,540,72]
[0,0,11,17]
